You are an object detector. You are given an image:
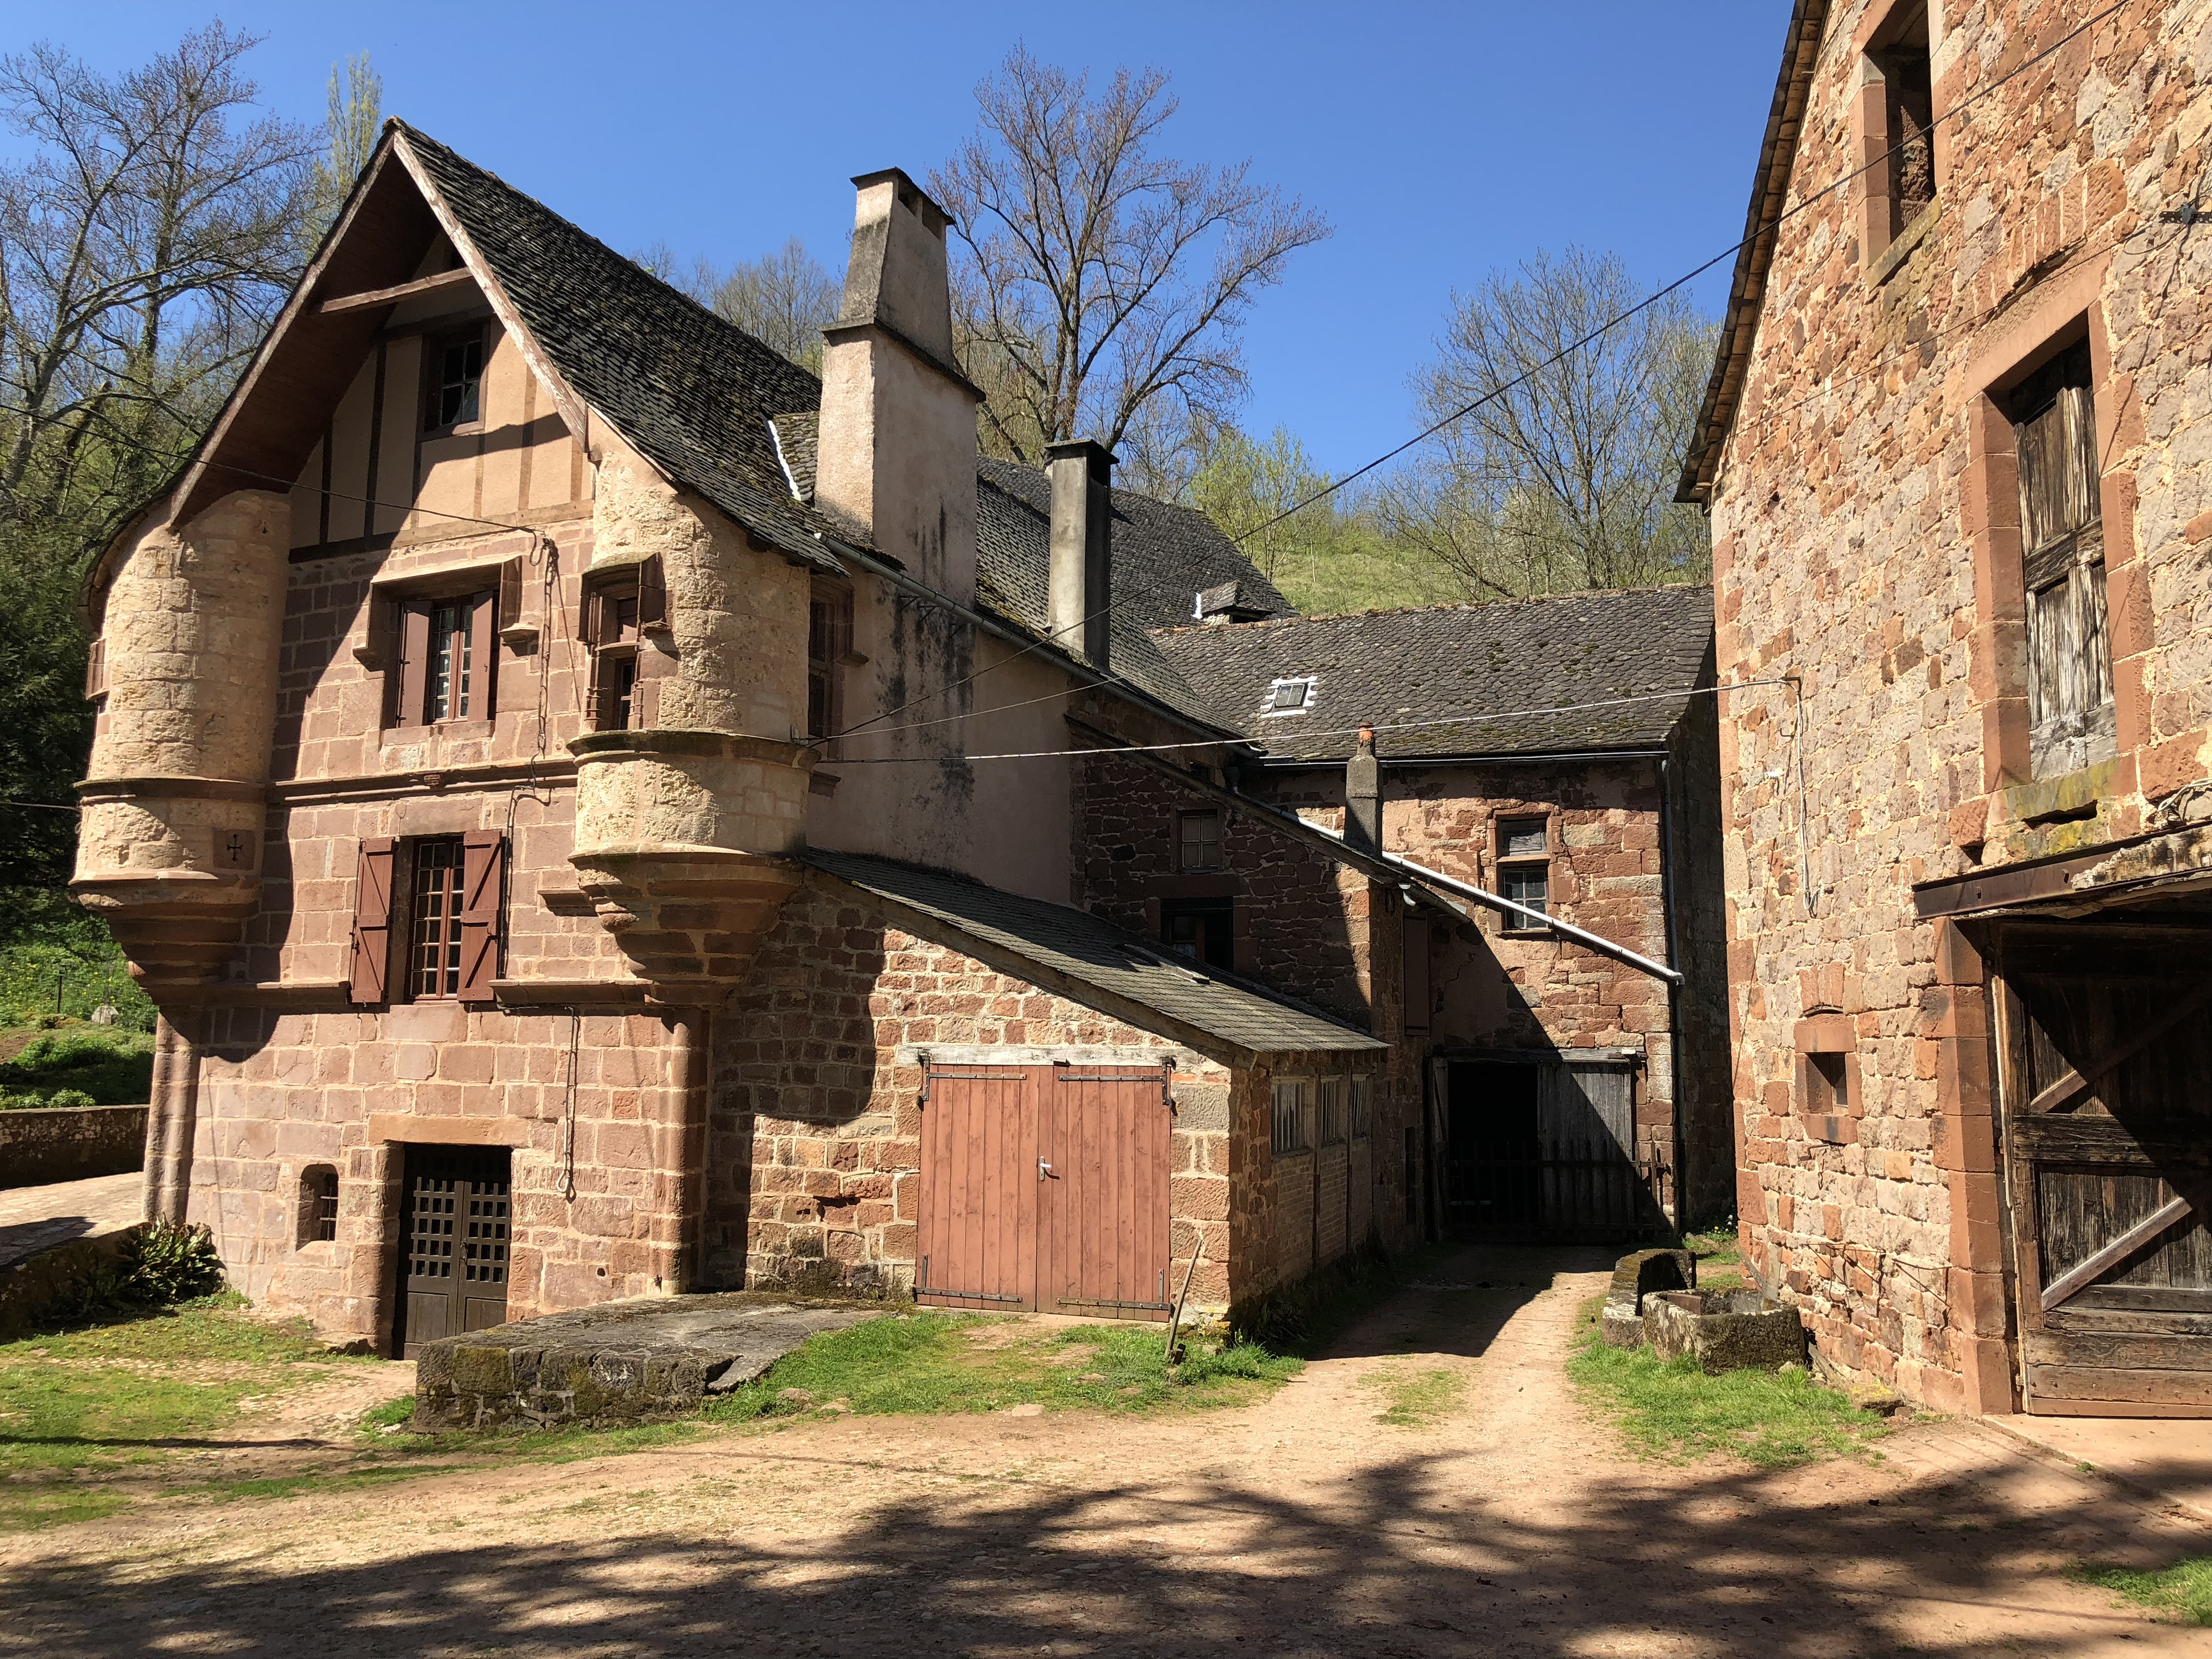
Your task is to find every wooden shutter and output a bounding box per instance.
[349,837,397,1005]
[577,586,602,646]
[456,830,505,1003]
[466,590,498,719]
[395,599,432,727]
[637,555,667,632]
[498,557,525,631]
[84,637,106,700]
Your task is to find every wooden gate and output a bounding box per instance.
[1436,1056,1666,1241]
[916,1062,1172,1319]
[1996,923,2212,1415]
[394,1144,512,1358]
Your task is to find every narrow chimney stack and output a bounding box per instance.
[1046,439,1114,670]
[1345,726,1382,852]
[814,168,979,603]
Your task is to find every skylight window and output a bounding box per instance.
[1266,677,1315,714]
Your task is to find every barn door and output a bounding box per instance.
[1997,925,2212,1415]
[1041,1066,1172,1318]
[394,1144,512,1358]
[916,1063,1171,1319]
[914,1067,1038,1310]
[1537,1061,1642,1236]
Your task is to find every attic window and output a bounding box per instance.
[1266,678,1314,714]
[426,328,484,431]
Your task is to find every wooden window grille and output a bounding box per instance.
[1178,809,1221,872]
[1318,1078,1345,1145]
[1498,816,1551,930]
[312,1168,340,1241]
[1271,1080,1308,1155]
[2011,340,2114,778]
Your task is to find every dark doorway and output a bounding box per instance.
[394,1144,512,1358]
[1438,1056,1664,1242]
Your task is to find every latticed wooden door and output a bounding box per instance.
[1996,924,2212,1415]
[396,1145,512,1357]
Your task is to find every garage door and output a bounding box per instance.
[1996,922,2212,1415]
[916,1062,1173,1319]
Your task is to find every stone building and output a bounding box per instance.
[77,118,1725,1355]
[1683,0,2212,1414]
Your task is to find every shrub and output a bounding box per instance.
[41,1088,96,1110]
[43,1222,226,1326]
[0,1026,154,1106]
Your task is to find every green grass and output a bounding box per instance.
[2074,1558,2212,1625]
[1357,1364,1464,1427]
[0,1301,380,1531]
[1566,1316,1889,1469]
[195,1464,466,1506]
[0,1023,154,1108]
[1680,1223,1747,1291]
[705,1313,1301,1423]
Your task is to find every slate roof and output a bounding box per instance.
[1152,586,1718,762]
[398,122,845,573]
[804,850,1386,1057]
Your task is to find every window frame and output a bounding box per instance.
[405,835,470,1002]
[389,588,498,728]
[1176,808,1222,873]
[1271,1078,1310,1157]
[1262,676,1316,716]
[1494,813,1553,935]
[807,576,854,748]
[422,323,488,436]
[1349,1075,1371,1140]
[1161,896,1235,971]
[580,559,666,734]
[1317,1078,1345,1146]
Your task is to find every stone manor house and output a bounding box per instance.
[75,120,1729,1354]
[1684,0,2212,1416]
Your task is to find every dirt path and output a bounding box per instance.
[3,1246,2205,1657]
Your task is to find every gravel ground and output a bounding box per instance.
[2,1243,2205,1658]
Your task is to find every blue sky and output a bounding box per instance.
[24,2,1788,476]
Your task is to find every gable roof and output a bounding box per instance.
[1675,0,1833,504]
[1151,586,1717,762]
[396,123,847,573]
[805,850,1385,1060]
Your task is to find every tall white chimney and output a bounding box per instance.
[814,168,980,605]
[1046,440,1113,670]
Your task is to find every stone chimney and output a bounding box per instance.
[815,168,979,604]
[1345,726,1382,853]
[1046,439,1113,669]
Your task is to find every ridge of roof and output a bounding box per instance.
[1149,583,1713,638]
[1675,0,1834,505]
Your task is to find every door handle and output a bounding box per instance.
[1039,1157,1055,1181]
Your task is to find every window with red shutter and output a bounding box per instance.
[388,591,497,727]
[349,837,397,1005]
[457,830,506,1003]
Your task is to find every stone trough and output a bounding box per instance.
[1600,1249,1807,1373]
[413,1292,885,1431]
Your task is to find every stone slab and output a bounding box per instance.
[1984,1412,2212,1524]
[413,1291,884,1431]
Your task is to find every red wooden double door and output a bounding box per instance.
[916,1062,1173,1320]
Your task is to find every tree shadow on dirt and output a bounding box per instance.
[3,1431,2185,1657]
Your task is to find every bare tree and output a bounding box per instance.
[303,51,382,246]
[1383,247,1715,598]
[0,23,312,540]
[630,237,841,373]
[931,48,1329,467]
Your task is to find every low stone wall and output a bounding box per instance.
[0,1105,147,1189]
[0,1225,146,1341]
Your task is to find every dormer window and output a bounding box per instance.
[1267,677,1314,714]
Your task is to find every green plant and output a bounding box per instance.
[128,1222,226,1305]
[2074,1557,2212,1625]
[41,1088,95,1110]
[0,1022,155,1105]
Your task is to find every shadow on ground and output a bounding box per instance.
[2,1437,2188,1656]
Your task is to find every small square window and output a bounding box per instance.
[1499,817,1548,858]
[1349,1076,1370,1139]
[1178,809,1221,872]
[314,1170,340,1241]
[1267,678,1314,712]
[1317,1079,1345,1145]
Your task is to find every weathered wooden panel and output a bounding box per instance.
[1042,1069,1171,1318]
[916,1070,1037,1311]
[2028,1364,2212,1407]
[2025,1329,2212,1371]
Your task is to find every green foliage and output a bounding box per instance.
[41,1224,226,1326]
[705,1312,1299,1424]
[0,1022,155,1107]
[0,887,158,1034]
[1357,1364,1465,1427]
[2074,1557,2212,1626]
[1566,1319,1889,1469]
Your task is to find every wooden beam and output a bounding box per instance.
[319,266,478,315]
[2041,1192,2195,1312]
